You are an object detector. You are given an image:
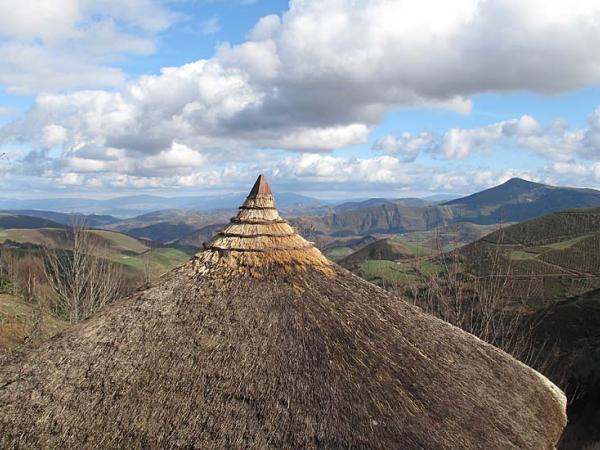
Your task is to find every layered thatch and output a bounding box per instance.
[0,176,566,449]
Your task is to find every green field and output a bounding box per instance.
[324,246,355,261]
[89,230,149,254]
[357,258,443,286]
[114,247,193,272]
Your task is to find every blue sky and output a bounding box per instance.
[1,0,600,199]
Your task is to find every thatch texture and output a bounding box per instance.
[0,176,566,449]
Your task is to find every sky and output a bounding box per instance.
[1,0,600,200]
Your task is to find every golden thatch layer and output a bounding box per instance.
[198,185,331,274]
[236,207,281,222]
[242,193,278,209]
[219,221,296,237]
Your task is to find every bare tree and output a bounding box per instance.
[43,217,123,323]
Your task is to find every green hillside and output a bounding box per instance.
[398,222,508,251]
[0,294,68,350]
[0,214,65,230]
[0,228,194,276]
[460,209,600,307]
[481,208,600,245]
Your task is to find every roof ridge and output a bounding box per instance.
[248,174,272,197]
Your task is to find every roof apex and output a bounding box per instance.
[248,174,272,197]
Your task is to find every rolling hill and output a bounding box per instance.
[340,238,417,269]
[0,214,65,230]
[0,227,193,276]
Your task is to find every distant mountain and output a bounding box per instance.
[103,209,234,244]
[423,194,459,203]
[294,178,600,237]
[292,203,454,237]
[175,223,227,249]
[0,192,327,217]
[0,210,120,228]
[334,197,430,212]
[442,178,600,224]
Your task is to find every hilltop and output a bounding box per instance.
[443,178,600,224]
[340,237,416,269]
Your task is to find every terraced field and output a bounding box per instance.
[461,213,600,307]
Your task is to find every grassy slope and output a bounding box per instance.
[0,294,68,350]
[116,247,193,272]
[460,209,600,307]
[0,228,194,275]
[341,238,417,266]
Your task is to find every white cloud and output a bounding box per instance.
[276,124,370,151]
[439,109,600,162]
[373,132,435,161]
[42,125,68,147]
[0,0,174,94]
[552,161,600,181]
[247,14,280,41]
[440,116,542,159]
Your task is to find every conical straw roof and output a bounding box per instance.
[194,174,331,276]
[0,176,566,449]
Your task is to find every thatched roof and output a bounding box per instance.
[0,175,566,448]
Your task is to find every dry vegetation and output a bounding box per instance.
[42,218,125,323]
[0,219,146,349]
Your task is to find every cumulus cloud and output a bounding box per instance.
[439,115,542,159]
[0,0,174,94]
[376,110,600,163]
[4,0,600,192]
[42,125,68,147]
[438,109,600,162]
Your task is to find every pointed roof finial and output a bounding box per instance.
[248,174,272,197]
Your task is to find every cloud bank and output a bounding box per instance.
[2,0,600,194]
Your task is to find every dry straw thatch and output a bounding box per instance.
[0,175,566,448]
